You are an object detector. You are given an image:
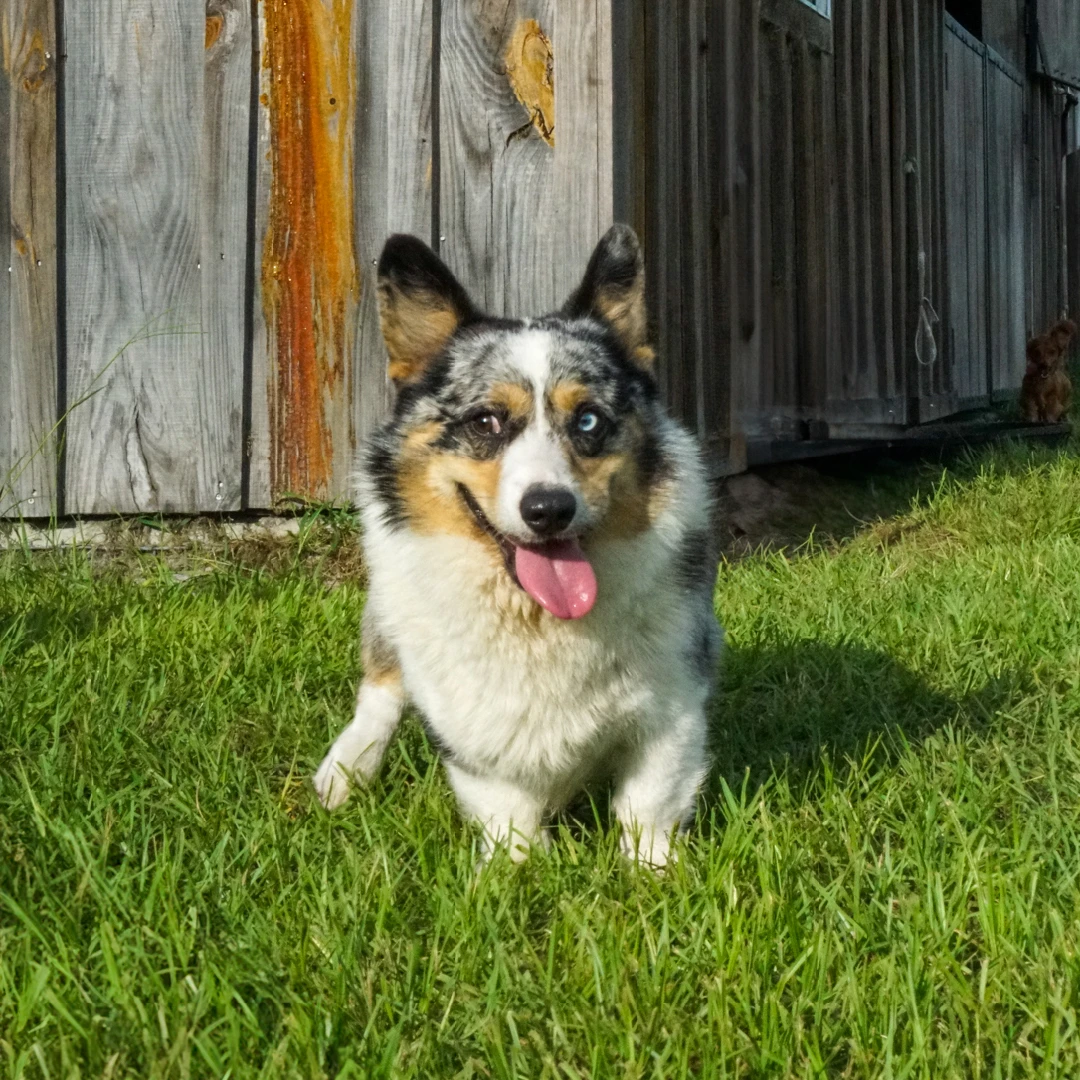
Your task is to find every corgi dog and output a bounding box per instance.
[1021,318,1076,424]
[314,225,722,867]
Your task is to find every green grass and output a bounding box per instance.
[4,442,1080,1078]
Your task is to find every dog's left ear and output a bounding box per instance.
[562,224,654,371]
[377,235,479,385]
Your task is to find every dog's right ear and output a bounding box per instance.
[562,224,654,371]
[377,235,479,385]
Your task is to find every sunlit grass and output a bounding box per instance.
[3,441,1080,1077]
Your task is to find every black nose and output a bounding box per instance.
[519,485,577,538]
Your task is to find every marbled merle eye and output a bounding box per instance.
[470,412,503,438]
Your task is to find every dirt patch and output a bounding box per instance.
[0,512,366,587]
[715,456,947,558]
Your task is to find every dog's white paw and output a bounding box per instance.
[313,754,354,811]
[619,826,676,871]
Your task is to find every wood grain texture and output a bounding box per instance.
[791,37,832,417]
[200,0,251,511]
[982,0,1024,72]
[756,22,799,438]
[249,0,434,507]
[0,0,12,509]
[888,0,910,416]
[439,0,612,319]
[1068,150,1080,326]
[352,0,434,447]
[1034,0,1080,91]
[1026,82,1067,335]
[439,0,555,315]
[64,0,245,514]
[943,20,988,404]
[552,0,612,293]
[985,55,1025,395]
[246,2,273,508]
[2,0,58,516]
[722,0,759,471]
[867,2,896,402]
[643,0,684,421]
[253,0,359,506]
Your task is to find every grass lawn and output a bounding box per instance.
[3,441,1080,1078]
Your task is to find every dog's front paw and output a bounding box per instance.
[619,826,676,871]
[313,753,354,811]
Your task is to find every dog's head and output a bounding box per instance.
[1027,319,1076,378]
[1026,335,1059,378]
[367,225,671,620]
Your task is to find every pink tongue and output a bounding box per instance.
[514,538,597,619]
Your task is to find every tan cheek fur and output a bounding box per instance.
[545,391,667,540]
[570,423,673,540]
[396,424,506,555]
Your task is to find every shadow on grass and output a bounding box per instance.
[707,639,1026,801]
[557,640,1027,837]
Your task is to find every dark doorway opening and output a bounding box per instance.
[946,0,983,39]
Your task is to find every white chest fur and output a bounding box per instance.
[363,518,700,803]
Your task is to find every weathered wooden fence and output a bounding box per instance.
[2,1,628,516]
[2,0,1076,517]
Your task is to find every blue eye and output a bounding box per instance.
[577,410,601,434]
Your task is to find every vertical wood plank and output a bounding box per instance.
[760,25,798,434]
[724,0,758,468]
[943,19,988,404]
[792,37,830,416]
[985,60,1024,395]
[554,0,612,284]
[250,0,436,505]
[202,0,251,511]
[928,0,950,405]
[352,0,434,447]
[247,1,272,508]
[969,39,988,397]
[3,0,58,516]
[869,2,895,401]
[851,0,872,400]
[64,0,245,514]
[438,0,613,320]
[439,0,557,316]
[642,0,683,415]
[833,0,857,405]
[251,0,360,506]
[888,0,910,414]
[0,0,9,510]
[1068,151,1080,324]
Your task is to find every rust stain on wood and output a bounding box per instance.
[505,19,555,147]
[261,0,359,497]
[205,14,224,50]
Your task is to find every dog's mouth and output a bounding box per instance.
[457,484,597,620]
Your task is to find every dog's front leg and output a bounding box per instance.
[613,711,708,868]
[445,763,547,864]
[314,675,405,810]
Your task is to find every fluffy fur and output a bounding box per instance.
[1021,318,1076,424]
[314,225,722,867]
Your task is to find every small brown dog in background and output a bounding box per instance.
[1020,318,1076,423]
